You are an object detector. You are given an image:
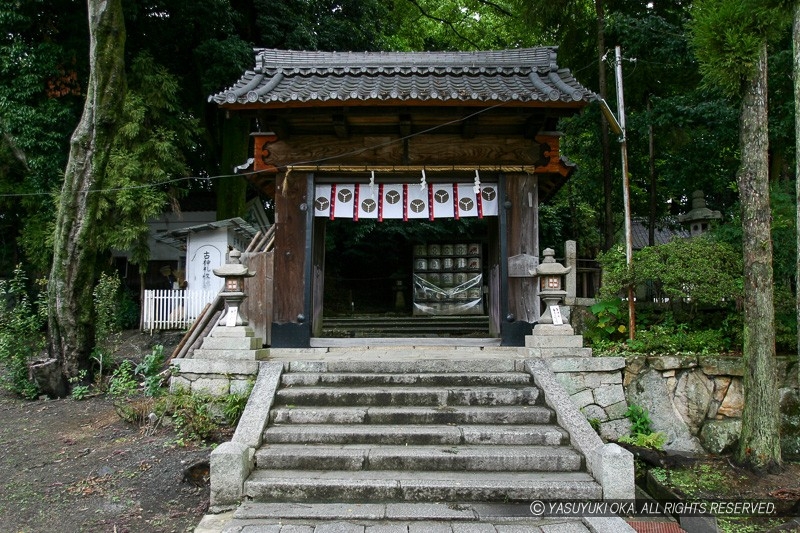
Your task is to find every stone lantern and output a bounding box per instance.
[213,249,255,327]
[534,248,572,325]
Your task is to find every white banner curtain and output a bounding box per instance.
[313,182,498,220]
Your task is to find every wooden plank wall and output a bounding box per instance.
[242,251,274,346]
[273,173,308,324]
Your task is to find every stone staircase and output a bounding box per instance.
[321,315,491,338]
[201,352,635,532]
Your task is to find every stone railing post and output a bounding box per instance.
[565,240,577,305]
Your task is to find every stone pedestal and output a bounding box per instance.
[171,325,268,396]
[526,323,591,357]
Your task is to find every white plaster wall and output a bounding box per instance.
[187,228,227,293]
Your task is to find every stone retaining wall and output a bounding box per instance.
[548,355,800,458]
[547,357,632,442]
[623,355,799,456]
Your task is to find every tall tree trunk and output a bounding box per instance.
[596,0,614,251]
[794,0,800,364]
[648,97,657,247]
[216,115,249,220]
[735,41,782,471]
[46,0,126,391]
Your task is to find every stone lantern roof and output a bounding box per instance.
[535,248,572,277]
[213,249,255,279]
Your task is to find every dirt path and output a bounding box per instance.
[0,390,209,533]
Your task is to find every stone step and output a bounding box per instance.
[274,386,540,407]
[281,372,532,387]
[192,348,269,360]
[527,347,593,357]
[263,424,567,446]
[201,501,620,533]
[254,444,584,472]
[233,501,476,522]
[287,359,520,374]
[172,358,259,376]
[209,326,256,338]
[525,335,584,348]
[270,405,555,426]
[200,336,263,351]
[244,469,602,503]
[214,516,598,533]
[226,501,603,526]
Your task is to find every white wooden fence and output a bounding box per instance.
[142,289,217,331]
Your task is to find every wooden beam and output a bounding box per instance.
[399,113,412,138]
[461,116,478,139]
[251,132,279,172]
[332,113,349,138]
[262,134,542,168]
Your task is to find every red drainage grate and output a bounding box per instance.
[626,521,687,533]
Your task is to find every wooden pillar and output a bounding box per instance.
[506,173,540,324]
[271,171,310,347]
[311,218,326,338]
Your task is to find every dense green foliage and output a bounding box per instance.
[597,238,743,307]
[0,266,44,398]
[98,52,201,269]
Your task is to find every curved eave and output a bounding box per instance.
[216,98,591,111]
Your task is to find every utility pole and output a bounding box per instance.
[614,45,635,340]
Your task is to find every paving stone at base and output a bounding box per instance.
[364,525,408,533]
[278,526,315,533]
[539,523,590,533]
[234,502,388,521]
[237,526,282,533]
[450,524,498,533]
[384,503,476,521]
[407,522,451,533]
[314,522,366,533]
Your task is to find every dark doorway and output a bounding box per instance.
[322,218,490,318]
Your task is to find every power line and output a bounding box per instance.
[0,102,509,199]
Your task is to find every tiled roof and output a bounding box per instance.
[630,218,690,250]
[209,48,595,106]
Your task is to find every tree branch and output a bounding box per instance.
[474,0,513,18]
[403,0,481,49]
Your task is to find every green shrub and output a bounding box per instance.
[621,404,666,450]
[624,325,729,355]
[159,387,221,444]
[619,432,666,450]
[625,404,653,435]
[93,272,123,352]
[585,297,628,345]
[69,370,90,400]
[223,382,253,426]
[108,360,138,397]
[0,266,43,398]
[135,345,166,397]
[597,238,743,308]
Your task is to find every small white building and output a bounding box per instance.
[155,217,260,294]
